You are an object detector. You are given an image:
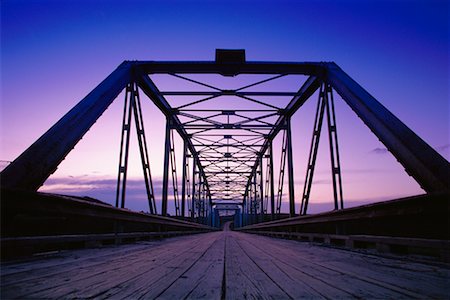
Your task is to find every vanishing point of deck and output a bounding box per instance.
[1,225,449,299]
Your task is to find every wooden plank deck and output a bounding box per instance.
[1,225,449,299]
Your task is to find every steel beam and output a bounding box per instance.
[1,62,133,191]
[4,56,447,224]
[116,84,134,208]
[181,141,188,217]
[136,61,324,76]
[300,84,327,215]
[259,154,264,222]
[276,129,288,214]
[244,76,321,203]
[286,118,296,217]
[191,164,196,220]
[326,63,450,193]
[269,141,275,220]
[324,84,344,210]
[135,68,212,204]
[161,91,301,96]
[161,119,171,216]
[259,76,322,155]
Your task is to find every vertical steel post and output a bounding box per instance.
[169,130,180,216]
[204,186,207,220]
[208,192,212,225]
[286,118,296,217]
[269,141,275,220]
[201,184,205,220]
[208,194,212,226]
[161,118,171,216]
[185,155,191,217]
[131,83,157,214]
[181,141,187,217]
[248,183,251,224]
[300,84,326,215]
[116,83,157,213]
[191,162,196,220]
[263,156,270,215]
[198,177,202,220]
[252,171,257,224]
[242,189,247,226]
[324,84,344,210]
[116,84,134,208]
[244,189,249,225]
[276,129,288,214]
[202,183,205,219]
[259,154,264,222]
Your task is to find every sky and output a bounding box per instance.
[1,0,449,215]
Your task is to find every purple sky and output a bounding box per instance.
[1,0,449,214]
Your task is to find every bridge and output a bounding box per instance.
[1,50,449,298]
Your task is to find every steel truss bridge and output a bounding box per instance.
[1,50,449,298]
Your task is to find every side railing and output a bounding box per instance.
[1,189,215,258]
[237,193,450,261]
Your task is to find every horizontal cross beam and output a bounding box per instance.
[135,61,324,76]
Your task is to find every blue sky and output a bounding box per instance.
[1,0,448,213]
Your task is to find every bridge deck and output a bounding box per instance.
[1,228,449,299]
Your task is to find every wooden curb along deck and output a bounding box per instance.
[1,226,449,299]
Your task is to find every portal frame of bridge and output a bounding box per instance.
[1,53,449,225]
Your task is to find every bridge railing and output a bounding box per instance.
[1,189,215,258]
[236,193,450,260]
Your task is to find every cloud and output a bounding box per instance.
[43,176,163,190]
[370,147,389,154]
[343,168,389,174]
[294,179,331,185]
[40,175,190,214]
[371,144,449,156]
[41,176,160,204]
[437,144,450,151]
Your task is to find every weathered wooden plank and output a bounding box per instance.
[233,232,353,298]
[1,234,196,279]
[233,234,332,298]
[156,233,225,300]
[309,243,450,298]
[266,233,450,294]
[1,233,212,298]
[224,232,291,300]
[238,232,449,298]
[1,241,157,278]
[244,241,398,298]
[1,227,449,299]
[1,232,207,277]
[38,233,216,299]
[92,232,222,299]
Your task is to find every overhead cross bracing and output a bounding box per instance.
[1,50,449,226]
[154,72,307,207]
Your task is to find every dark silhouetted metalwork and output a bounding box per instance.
[2,50,449,228]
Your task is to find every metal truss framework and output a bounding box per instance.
[116,82,157,214]
[2,53,449,226]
